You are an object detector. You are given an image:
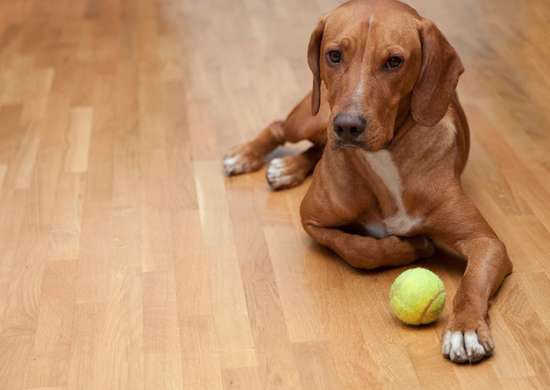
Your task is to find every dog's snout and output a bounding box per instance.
[333,113,367,141]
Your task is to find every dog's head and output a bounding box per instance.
[308,0,464,150]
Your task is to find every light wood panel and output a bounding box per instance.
[0,0,550,389]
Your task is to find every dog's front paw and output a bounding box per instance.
[223,144,265,176]
[442,319,494,364]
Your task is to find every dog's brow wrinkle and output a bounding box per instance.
[341,37,351,49]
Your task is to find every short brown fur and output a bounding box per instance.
[223,0,512,364]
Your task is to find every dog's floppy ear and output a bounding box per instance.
[307,16,326,115]
[412,18,464,127]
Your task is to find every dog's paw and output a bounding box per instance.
[266,156,309,190]
[223,144,264,176]
[442,321,494,364]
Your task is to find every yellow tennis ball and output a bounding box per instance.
[390,267,446,325]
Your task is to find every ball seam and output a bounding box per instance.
[419,288,445,324]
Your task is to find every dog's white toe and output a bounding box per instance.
[442,331,452,356]
[266,157,305,190]
[223,156,241,175]
[223,152,261,176]
[442,330,491,364]
[266,159,293,188]
[268,157,286,169]
[450,331,468,363]
[464,330,487,362]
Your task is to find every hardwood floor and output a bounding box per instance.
[0,0,550,388]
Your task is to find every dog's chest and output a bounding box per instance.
[360,150,422,238]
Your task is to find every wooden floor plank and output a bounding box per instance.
[0,0,549,389]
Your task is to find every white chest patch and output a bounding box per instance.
[362,150,422,236]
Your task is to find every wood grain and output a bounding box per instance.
[0,0,549,388]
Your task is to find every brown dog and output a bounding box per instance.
[223,0,512,364]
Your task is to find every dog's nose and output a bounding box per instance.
[333,113,367,141]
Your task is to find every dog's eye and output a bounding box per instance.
[327,50,342,64]
[384,56,403,70]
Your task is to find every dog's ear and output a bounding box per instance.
[412,18,464,127]
[307,16,326,115]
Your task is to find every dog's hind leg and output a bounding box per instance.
[266,144,323,190]
[223,92,329,181]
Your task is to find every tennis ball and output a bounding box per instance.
[390,267,446,325]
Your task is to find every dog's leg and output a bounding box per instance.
[303,224,434,269]
[429,195,513,364]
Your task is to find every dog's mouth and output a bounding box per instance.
[332,137,391,152]
[332,139,370,151]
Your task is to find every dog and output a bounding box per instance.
[223,0,513,364]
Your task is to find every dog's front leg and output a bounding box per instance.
[431,194,513,364]
[440,236,512,364]
[223,121,286,176]
[224,92,329,178]
[303,224,434,269]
